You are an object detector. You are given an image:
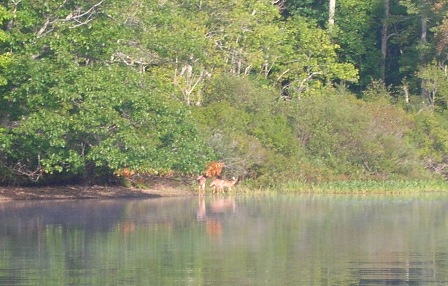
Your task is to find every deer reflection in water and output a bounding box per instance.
[197,196,236,239]
[117,220,136,238]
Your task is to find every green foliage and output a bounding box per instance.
[194,75,432,186]
[417,63,448,110]
[0,1,217,184]
[1,0,448,186]
[1,60,212,182]
[193,75,304,181]
[283,0,380,90]
[408,111,448,178]
[361,80,392,102]
[277,16,358,98]
[332,0,382,88]
[0,5,12,86]
[285,93,427,181]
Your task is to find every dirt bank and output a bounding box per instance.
[0,178,196,201]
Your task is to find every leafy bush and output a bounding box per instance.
[408,111,448,178]
[284,94,428,180]
[0,61,212,184]
[193,75,436,186]
[193,75,306,182]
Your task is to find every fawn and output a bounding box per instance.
[196,175,207,194]
[210,177,238,193]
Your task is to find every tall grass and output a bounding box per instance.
[273,179,448,194]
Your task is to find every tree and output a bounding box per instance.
[117,0,213,106]
[0,0,212,183]
[275,16,358,98]
[331,0,382,90]
[282,0,381,90]
[381,0,390,82]
[142,0,286,105]
[396,1,448,99]
[329,0,336,27]
[0,4,11,86]
[282,0,328,26]
[417,63,448,110]
[434,15,448,60]
[400,0,447,59]
[0,4,12,132]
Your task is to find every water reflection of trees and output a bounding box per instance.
[0,200,127,234]
[251,196,448,285]
[0,196,448,284]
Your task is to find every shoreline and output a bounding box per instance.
[3,178,447,201]
[0,185,196,201]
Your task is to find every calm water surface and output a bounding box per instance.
[0,194,448,285]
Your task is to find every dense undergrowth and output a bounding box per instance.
[191,76,448,189]
[1,1,448,189]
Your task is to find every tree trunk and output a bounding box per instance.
[420,13,428,97]
[329,0,336,27]
[421,15,427,44]
[381,0,390,82]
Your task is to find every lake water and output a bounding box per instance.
[0,194,448,285]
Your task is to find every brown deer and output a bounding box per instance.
[204,162,224,178]
[210,177,238,193]
[195,161,225,194]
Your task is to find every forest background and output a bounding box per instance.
[1,0,448,189]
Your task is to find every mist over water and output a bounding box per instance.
[0,194,447,285]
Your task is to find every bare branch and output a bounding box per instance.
[36,0,105,38]
[6,0,22,31]
[276,68,290,83]
[296,72,323,94]
[5,155,44,182]
[112,39,164,66]
[272,0,286,12]
[36,19,53,38]
[64,0,105,29]
[173,60,211,105]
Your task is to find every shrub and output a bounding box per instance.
[408,111,448,178]
[286,94,428,180]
